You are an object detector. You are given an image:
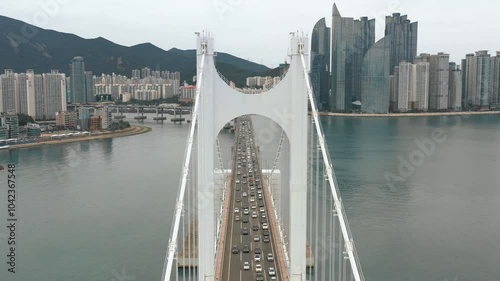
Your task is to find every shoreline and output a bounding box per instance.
[317,111,500,118]
[5,126,152,150]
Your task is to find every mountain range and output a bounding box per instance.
[0,15,280,87]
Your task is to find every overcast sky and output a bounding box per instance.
[1,0,499,68]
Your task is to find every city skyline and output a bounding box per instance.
[0,0,499,68]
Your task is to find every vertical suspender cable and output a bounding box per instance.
[162,52,205,281]
[300,44,363,281]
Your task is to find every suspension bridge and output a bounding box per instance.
[160,32,365,281]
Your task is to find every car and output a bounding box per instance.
[253,235,260,242]
[243,174,247,178]
[260,207,265,213]
[267,253,274,261]
[254,247,262,254]
[257,190,262,195]
[260,218,267,224]
[261,212,266,218]
[268,267,276,276]
[250,197,255,202]
[252,212,257,218]
[242,216,249,223]
[255,264,262,272]
[236,186,241,191]
[236,179,240,184]
[269,277,277,281]
[236,198,241,202]
[235,216,240,221]
[243,245,250,253]
[258,202,264,207]
[242,227,249,235]
[232,245,239,254]
[234,208,239,213]
[262,223,268,230]
[242,180,247,184]
[254,254,261,262]
[243,261,250,270]
[244,209,249,215]
[256,178,260,182]
[263,230,269,236]
[263,236,270,243]
[252,205,257,209]
[252,225,259,231]
[256,272,264,281]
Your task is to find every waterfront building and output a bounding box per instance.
[26,70,38,118]
[392,61,430,112]
[70,57,86,104]
[311,17,331,110]
[449,63,463,111]
[385,13,418,75]
[43,70,67,120]
[0,112,20,139]
[361,36,391,113]
[89,116,102,131]
[26,123,42,138]
[331,3,375,111]
[85,71,95,103]
[0,70,17,113]
[415,53,450,111]
[56,111,78,128]
[462,51,499,108]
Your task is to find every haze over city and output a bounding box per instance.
[0,0,499,67]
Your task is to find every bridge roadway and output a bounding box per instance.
[220,116,282,281]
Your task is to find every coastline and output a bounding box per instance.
[5,126,152,150]
[317,111,500,118]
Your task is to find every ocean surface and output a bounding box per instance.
[0,113,499,281]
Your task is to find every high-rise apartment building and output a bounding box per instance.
[448,63,462,111]
[462,51,498,108]
[392,61,430,112]
[0,70,17,113]
[311,17,331,110]
[70,56,86,104]
[42,70,67,120]
[416,53,450,111]
[85,71,95,103]
[331,3,375,111]
[385,13,418,75]
[25,70,37,118]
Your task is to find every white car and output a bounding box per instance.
[255,264,262,272]
[252,212,257,218]
[254,254,261,262]
[234,208,239,213]
[262,223,268,230]
[268,267,276,276]
[250,197,255,202]
[243,261,250,270]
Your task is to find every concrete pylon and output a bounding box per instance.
[196,32,309,281]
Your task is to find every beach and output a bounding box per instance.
[5,126,152,150]
[318,111,500,118]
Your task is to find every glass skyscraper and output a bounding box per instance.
[361,36,391,113]
[310,18,330,110]
[70,56,86,104]
[385,13,418,75]
[331,3,375,112]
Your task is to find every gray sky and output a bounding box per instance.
[1,0,499,68]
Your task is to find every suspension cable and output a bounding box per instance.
[298,41,364,281]
[162,51,206,281]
